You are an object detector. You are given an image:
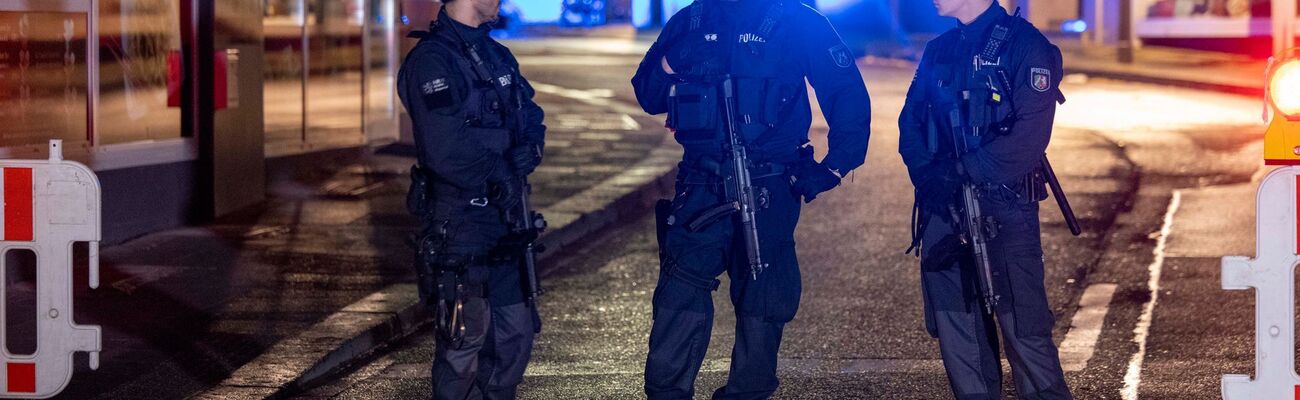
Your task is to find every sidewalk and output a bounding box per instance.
[38,87,676,399]
[1054,37,1265,96]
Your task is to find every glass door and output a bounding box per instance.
[305,0,364,146]
[263,0,305,144]
[363,0,398,143]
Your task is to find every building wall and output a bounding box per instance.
[0,0,400,243]
[213,0,268,217]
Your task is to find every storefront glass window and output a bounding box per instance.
[366,0,397,139]
[0,11,90,147]
[98,0,184,145]
[306,0,364,145]
[264,0,306,143]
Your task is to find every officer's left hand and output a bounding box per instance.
[508,144,542,176]
[792,163,841,203]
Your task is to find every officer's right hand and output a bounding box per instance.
[916,160,962,215]
[661,56,676,75]
[508,144,542,176]
[663,37,722,77]
[490,177,522,212]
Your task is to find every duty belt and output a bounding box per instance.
[678,160,788,185]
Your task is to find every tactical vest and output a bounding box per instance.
[416,31,522,151]
[919,14,1026,159]
[666,1,806,163]
[406,28,523,216]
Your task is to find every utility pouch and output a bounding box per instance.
[1023,168,1050,204]
[734,78,796,143]
[407,164,434,217]
[415,228,449,305]
[668,82,719,132]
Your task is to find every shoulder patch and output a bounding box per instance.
[423,78,449,95]
[1030,67,1051,93]
[421,77,455,110]
[828,44,853,68]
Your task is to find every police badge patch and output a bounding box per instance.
[1030,67,1051,93]
[422,77,454,110]
[829,44,853,69]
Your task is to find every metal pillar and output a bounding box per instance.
[1274,0,1296,56]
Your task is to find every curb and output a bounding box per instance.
[1062,66,1261,97]
[858,54,1262,97]
[193,98,679,400]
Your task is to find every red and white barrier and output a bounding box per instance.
[1222,166,1300,399]
[0,141,101,398]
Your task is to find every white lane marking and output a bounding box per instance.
[521,358,944,377]
[1059,283,1119,372]
[621,114,642,130]
[530,82,647,116]
[1121,191,1183,400]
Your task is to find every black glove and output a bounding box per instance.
[508,144,542,176]
[915,160,963,216]
[665,36,726,77]
[489,177,521,212]
[792,163,841,203]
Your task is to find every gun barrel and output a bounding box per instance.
[721,75,767,281]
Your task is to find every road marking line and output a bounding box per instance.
[530,82,646,115]
[1059,283,1119,372]
[1122,191,1183,400]
[523,359,945,377]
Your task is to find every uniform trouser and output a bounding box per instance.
[645,173,801,400]
[426,206,537,400]
[919,193,1072,400]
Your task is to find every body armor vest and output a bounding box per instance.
[665,2,805,163]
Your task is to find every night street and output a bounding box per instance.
[287,38,1266,399]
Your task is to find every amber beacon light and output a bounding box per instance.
[1264,48,1300,164]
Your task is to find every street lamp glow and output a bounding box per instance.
[1269,59,1300,119]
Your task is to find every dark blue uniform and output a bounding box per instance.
[898,3,1072,399]
[632,1,871,398]
[397,10,544,400]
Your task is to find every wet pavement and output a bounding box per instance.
[33,52,668,399]
[292,57,1265,398]
[27,32,1274,399]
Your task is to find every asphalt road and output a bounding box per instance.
[292,39,1265,399]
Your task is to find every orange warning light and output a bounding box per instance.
[1264,49,1300,165]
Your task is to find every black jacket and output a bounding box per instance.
[397,11,546,197]
[899,2,1064,186]
[631,0,871,173]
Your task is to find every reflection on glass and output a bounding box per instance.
[98,0,184,145]
[265,0,305,143]
[306,0,363,145]
[0,12,89,147]
[366,0,396,137]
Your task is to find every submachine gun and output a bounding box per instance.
[678,75,768,281]
[938,51,1082,315]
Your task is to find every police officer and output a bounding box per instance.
[397,0,545,397]
[898,0,1072,398]
[632,1,871,398]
